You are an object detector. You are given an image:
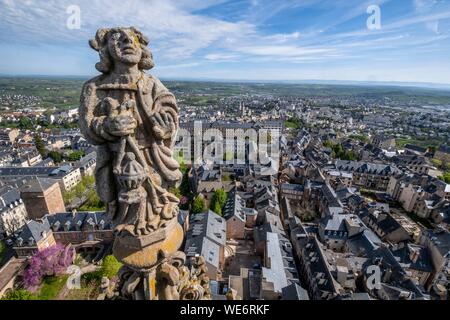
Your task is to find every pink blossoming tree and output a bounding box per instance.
[23,243,75,289]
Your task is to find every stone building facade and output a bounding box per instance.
[19,178,65,220]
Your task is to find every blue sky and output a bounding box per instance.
[1,0,450,83]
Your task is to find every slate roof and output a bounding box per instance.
[223,190,246,222]
[346,229,382,257]
[280,183,304,193]
[46,211,111,232]
[15,217,51,246]
[404,144,427,154]
[363,211,404,236]
[262,232,299,293]
[185,210,226,247]
[421,229,450,257]
[75,151,96,167]
[281,282,310,300]
[335,160,401,176]
[0,185,22,213]
[0,165,76,178]
[19,177,57,193]
[391,244,433,273]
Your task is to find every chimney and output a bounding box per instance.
[382,268,392,283]
[336,265,348,287]
[410,249,420,264]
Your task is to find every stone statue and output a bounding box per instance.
[79,27,199,300]
[80,27,182,237]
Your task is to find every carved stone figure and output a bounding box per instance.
[80,26,208,300]
[80,27,182,237]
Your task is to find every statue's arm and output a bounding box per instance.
[150,77,179,141]
[79,81,116,144]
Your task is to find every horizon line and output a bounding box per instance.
[2,73,450,91]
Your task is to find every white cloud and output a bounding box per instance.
[1,0,450,83]
[0,0,255,60]
[204,53,240,61]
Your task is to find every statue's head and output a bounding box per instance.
[89,27,154,73]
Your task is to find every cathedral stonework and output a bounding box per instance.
[79,27,207,300]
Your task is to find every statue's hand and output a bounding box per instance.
[150,113,176,140]
[105,114,137,137]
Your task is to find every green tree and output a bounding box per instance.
[67,151,85,162]
[323,140,334,148]
[48,151,63,163]
[179,162,188,175]
[0,240,5,263]
[432,158,442,168]
[34,134,46,157]
[18,116,33,130]
[192,195,206,214]
[79,188,104,211]
[1,289,34,300]
[210,189,227,216]
[212,200,223,216]
[179,170,191,197]
[99,255,122,279]
[440,172,450,184]
[215,189,227,206]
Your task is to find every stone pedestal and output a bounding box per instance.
[113,217,183,270]
[113,217,184,299]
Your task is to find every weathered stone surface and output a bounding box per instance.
[79,27,182,238]
[113,219,184,270]
[80,27,209,300]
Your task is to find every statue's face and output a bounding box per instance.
[107,29,142,66]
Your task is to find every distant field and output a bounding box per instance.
[1,76,450,109]
[396,137,443,148]
[0,77,85,109]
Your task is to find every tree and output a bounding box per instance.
[0,240,6,263]
[48,151,63,163]
[179,162,188,175]
[211,200,223,216]
[179,170,191,197]
[34,134,46,157]
[440,172,450,184]
[23,244,74,288]
[192,195,206,214]
[210,189,227,216]
[215,189,227,206]
[18,116,33,130]
[99,255,122,279]
[67,151,85,161]
[79,188,104,211]
[1,289,34,300]
[432,159,442,168]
